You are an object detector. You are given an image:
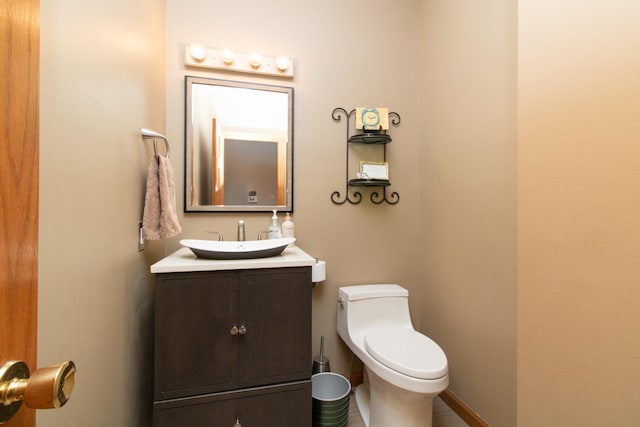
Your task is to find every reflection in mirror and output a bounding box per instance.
[185,76,293,212]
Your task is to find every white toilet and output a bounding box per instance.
[337,284,449,427]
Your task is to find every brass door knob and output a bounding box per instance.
[0,360,76,423]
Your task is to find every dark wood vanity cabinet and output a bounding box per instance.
[153,267,312,426]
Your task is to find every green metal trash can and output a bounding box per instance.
[311,372,351,427]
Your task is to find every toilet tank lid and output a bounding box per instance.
[339,284,408,301]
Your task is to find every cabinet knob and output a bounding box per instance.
[234,417,242,427]
[230,325,246,336]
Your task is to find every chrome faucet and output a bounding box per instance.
[237,220,246,241]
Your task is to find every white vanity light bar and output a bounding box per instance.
[185,43,294,78]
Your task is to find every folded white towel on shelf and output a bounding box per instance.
[142,154,182,240]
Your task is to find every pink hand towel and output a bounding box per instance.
[142,155,182,240]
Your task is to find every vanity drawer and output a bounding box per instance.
[153,380,311,427]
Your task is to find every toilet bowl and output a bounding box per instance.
[337,284,449,427]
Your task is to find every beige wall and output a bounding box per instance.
[37,1,521,426]
[38,0,165,426]
[518,1,640,425]
[420,2,517,426]
[164,0,423,380]
[39,1,640,426]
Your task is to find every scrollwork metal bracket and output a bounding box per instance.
[330,107,400,205]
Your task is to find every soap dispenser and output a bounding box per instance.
[267,210,282,239]
[282,213,295,246]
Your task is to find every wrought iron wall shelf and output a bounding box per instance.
[330,107,400,205]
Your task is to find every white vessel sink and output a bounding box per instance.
[180,238,295,260]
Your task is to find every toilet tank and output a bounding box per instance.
[337,284,414,338]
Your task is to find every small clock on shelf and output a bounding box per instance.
[356,107,390,132]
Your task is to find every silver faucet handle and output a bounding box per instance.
[257,230,269,240]
[237,220,246,241]
[206,230,224,241]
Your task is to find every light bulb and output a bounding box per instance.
[189,43,206,62]
[276,56,290,72]
[222,48,234,65]
[249,52,262,68]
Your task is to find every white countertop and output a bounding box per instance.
[150,245,316,274]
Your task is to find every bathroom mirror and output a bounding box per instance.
[185,76,293,212]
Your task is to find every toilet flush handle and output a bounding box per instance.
[338,297,344,307]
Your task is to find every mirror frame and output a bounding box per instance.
[184,76,294,212]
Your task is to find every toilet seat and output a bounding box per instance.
[364,327,448,380]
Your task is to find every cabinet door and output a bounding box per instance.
[238,268,311,388]
[155,271,238,400]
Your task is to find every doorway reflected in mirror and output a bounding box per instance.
[185,76,293,212]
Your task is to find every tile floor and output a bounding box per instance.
[347,394,468,427]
